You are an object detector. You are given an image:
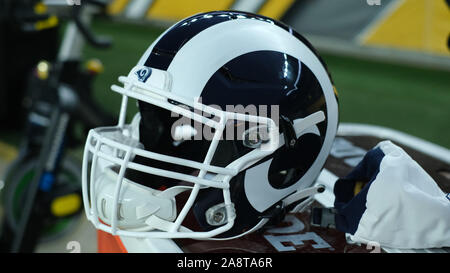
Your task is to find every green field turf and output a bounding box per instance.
[82,18,450,148]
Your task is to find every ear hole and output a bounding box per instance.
[268,133,322,189]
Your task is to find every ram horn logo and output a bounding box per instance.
[135,67,152,82]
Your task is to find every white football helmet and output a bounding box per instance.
[82,11,339,240]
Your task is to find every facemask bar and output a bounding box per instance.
[82,73,281,239]
[83,70,328,239]
[82,130,237,237]
[113,75,281,149]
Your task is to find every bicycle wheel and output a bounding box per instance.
[1,155,82,243]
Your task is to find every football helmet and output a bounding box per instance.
[82,11,339,240]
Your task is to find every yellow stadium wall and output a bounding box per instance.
[362,0,450,56]
[107,0,294,21]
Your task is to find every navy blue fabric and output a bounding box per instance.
[144,11,232,70]
[333,147,385,234]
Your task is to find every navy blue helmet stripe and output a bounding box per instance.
[143,11,302,71]
[144,11,235,70]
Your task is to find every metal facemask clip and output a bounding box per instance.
[242,125,270,149]
[206,203,236,226]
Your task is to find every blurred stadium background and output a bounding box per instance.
[1,0,449,149]
[83,0,450,147]
[0,0,449,252]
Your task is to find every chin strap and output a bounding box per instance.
[208,218,270,241]
[134,184,326,238]
[145,215,193,233]
[282,184,326,213]
[141,185,207,234]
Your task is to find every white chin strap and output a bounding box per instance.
[95,171,323,240]
[94,167,193,231]
[283,184,326,213]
